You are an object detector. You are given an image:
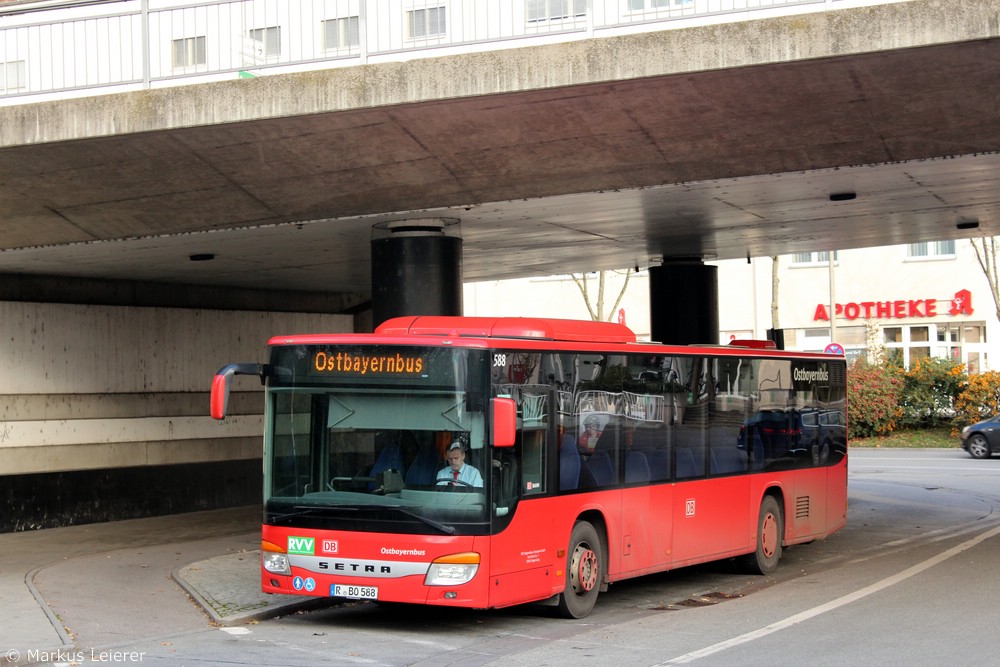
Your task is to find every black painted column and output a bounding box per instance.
[648,261,719,345]
[371,219,463,328]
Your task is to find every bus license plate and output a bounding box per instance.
[332,584,378,600]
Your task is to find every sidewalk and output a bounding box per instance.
[0,506,326,665]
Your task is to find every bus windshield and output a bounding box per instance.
[262,346,493,536]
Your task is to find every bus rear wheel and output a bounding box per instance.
[739,495,783,575]
[556,520,603,619]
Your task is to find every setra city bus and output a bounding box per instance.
[210,316,847,618]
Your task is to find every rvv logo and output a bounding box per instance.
[288,536,315,555]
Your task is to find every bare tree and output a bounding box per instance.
[571,269,632,322]
[970,236,1000,323]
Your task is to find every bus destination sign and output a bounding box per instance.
[313,350,425,377]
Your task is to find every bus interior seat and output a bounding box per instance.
[625,450,650,484]
[593,421,620,453]
[675,448,701,479]
[631,428,663,451]
[560,434,581,490]
[710,447,747,475]
[405,443,439,486]
[648,448,670,481]
[587,449,616,486]
[370,443,406,481]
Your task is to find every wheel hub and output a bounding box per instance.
[761,513,778,559]
[570,544,599,593]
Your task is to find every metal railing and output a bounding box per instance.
[1,0,855,103]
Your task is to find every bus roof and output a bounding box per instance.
[373,316,637,344]
[267,317,833,358]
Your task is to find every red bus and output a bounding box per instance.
[211,316,847,618]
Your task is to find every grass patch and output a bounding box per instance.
[852,426,959,449]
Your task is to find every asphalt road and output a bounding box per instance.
[50,448,1000,666]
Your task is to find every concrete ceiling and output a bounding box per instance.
[1,10,999,304]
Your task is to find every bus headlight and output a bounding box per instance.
[262,552,290,575]
[424,552,480,586]
[262,540,291,575]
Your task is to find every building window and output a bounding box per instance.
[3,60,26,93]
[323,16,360,50]
[880,322,984,369]
[907,240,955,259]
[527,0,587,21]
[248,26,281,58]
[791,251,838,266]
[628,0,691,9]
[407,6,447,39]
[172,36,206,68]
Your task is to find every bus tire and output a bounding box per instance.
[556,520,603,619]
[739,495,783,575]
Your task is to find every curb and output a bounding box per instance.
[170,561,333,626]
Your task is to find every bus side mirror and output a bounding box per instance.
[210,363,263,419]
[491,397,517,447]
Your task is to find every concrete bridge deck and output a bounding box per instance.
[1,0,998,297]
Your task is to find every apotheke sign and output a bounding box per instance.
[813,289,973,321]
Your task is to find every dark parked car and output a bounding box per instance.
[959,416,1000,459]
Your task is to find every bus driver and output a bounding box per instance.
[436,440,484,488]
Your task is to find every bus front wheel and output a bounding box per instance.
[556,520,603,619]
[739,495,783,575]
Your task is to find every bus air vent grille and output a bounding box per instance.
[795,496,810,519]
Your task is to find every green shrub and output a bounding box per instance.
[847,359,903,438]
[898,357,966,429]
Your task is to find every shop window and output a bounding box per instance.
[968,352,982,374]
[937,325,960,343]
[965,324,985,344]
[884,327,902,344]
[910,326,929,343]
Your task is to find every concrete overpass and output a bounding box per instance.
[3,0,999,295]
[1,0,999,529]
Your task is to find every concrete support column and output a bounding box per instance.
[371,219,463,328]
[648,261,719,345]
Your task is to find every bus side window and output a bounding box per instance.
[586,421,620,486]
[520,429,546,495]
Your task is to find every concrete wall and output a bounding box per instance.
[0,300,351,530]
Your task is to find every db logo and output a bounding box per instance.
[322,539,339,554]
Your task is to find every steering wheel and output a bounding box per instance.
[437,479,475,491]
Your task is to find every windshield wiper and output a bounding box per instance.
[385,506,456,535]
[268,505,358,523]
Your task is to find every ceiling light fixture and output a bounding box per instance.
[829,192,857,202]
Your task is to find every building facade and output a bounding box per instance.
[465,240,997,372]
